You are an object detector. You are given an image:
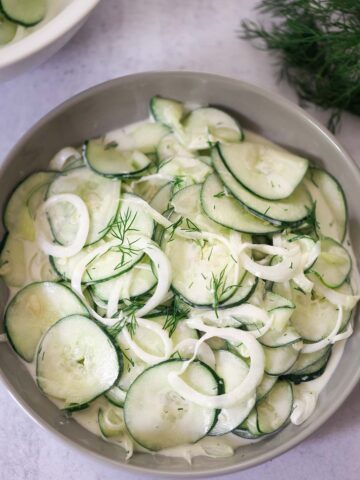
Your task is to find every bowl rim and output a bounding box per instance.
[0,0,101,69]
[1,70,360,477]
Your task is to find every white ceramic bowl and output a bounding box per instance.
[0,0,101,82]
[0,72,359,476]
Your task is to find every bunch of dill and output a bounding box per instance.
[240,0,360,132]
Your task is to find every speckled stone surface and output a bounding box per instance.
[1,1,360,479]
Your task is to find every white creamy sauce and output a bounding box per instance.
[1,125,359,463]
[2,0,72,47]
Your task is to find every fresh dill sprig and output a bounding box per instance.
[213,190,226,199]
[183,218,201,233]
[163,296,190,337]
[165,215,183,242]
[209,266,229,317]
[240,0,360,131]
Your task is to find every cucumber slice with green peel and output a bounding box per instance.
[286,346,331,375]
[1,0,46,27]
[150,96,185,130]
[51,193,154,283]
[238,409,262,438]
[0,13,16,45]
[157,133,192,162]
[91,259,157,303]
[129,122,170,154]
[256,380,293,434]
[83,139,152,178]
[218,273,258,309]
[162,213,240,307]
[308,237,351,288]
[305,167,347,242]
[46,167,121,246]
[264,344,300,375]
[150,182,172,213]
[124,359,221,451]
[104,386,127,408]
[283,348,332,383]
[4,172,56,241]
[159,153,212,185]
[36,315,121,408]
[5,282,88,362]
[218,142,308,201]
[256,374,278,401]
[184,107,243,150]
[212,147,312,226]
[259,326,301,348]
[290,283,352,342]
[210,350,255,436]
[201,173,281,234]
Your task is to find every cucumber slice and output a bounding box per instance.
[104,386,127,407]
[150,182,172,213]
[157,133,193,162]
[264,344,299,375]
[1,0,46,27]
[218,273,258,309]
[256,374,278,401]
[290,283,352,342]
[124,359,220,450]
[0,13,16,45]
[129,122,170,154]
[256,380,293,434]
[210,350,255,436]
[46,167,120,246]
[92,259,157,303]
[98,405,127,437]
[150,96,185,130]
[37,315,121,408]
[219,142,308,200]
[283,348,332,383]
[305,168,347,242]
[159,153,212,185]
[212,148,312,226]
[184,107,243,150]
[309,237,351,288]
[83,139,151,178]
[201,173,281,234]
[5,282,88,362]
[51,194,154,283]
[4,172,56,241]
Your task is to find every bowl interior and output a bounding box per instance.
[0,72,359,477]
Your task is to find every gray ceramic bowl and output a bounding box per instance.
[0,72,359,477]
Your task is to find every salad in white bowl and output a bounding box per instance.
[0,95,358,461]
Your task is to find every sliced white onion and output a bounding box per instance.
[132,173,174,183]
[49,147,81,170]
[304,241,321,270]
[313,279,360,310]
[107,277,125,318]
[167,320,265,408]
[293,272,313,293]
[174,338,216,369]
[122,318,173,365]
[36,194,89,258]
[239,250,301,282]
[301,307,352,353]
[190,304,272,338]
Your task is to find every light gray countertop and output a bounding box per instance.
[1,1,360,479]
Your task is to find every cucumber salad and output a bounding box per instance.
[0,95,359,461]
[0,0,68,47]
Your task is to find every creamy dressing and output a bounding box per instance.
[1,124,359,462]
[1,0,72,47]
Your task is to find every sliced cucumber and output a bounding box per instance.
[219,273,258,309]
[46,167,120,246]
[305,168,347,242]
[5,282,88,362]
[256,380,293,434]
[92,259,157,303]
[37,315,121,408]
[157,133,192,162]
[219,142,308,201]
[309,237,351,288]
[0,13,16,45]
[150,182,172,213]
[234,409,262,438]
[1,0,46,27]
[201,173,281,234]
[184,107,243,150]
[98,405,126,437]
[150,96,184,130]
[256,374,278,401]
[51,193,154,283]
[283,346,331,383]
[4,172,56,241]
[129,122,170,154]
[124,359,220,450]
[104,386,127,408]
[210,350,255,435]
[159,153,212,185]
[212,147,312,226]
[264,344,299,375]
[83,139,151,178]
